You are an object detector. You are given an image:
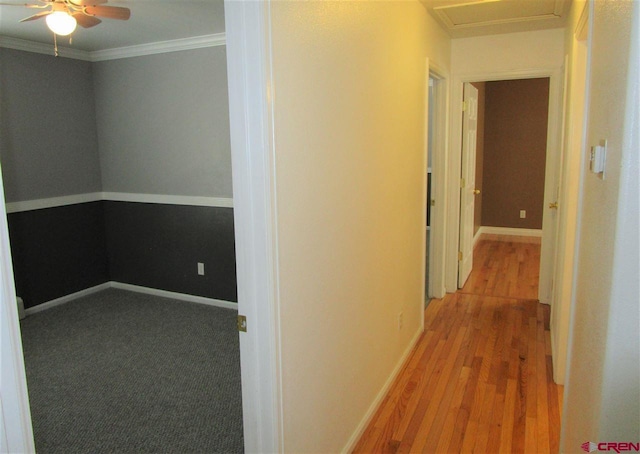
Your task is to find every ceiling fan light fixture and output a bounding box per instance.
[45,11,77,36]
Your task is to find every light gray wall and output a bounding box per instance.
[93,47,232,198]
[0,48,102,202]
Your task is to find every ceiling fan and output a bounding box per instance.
[1,0,130,36]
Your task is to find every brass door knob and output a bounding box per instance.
[473,189,481,195]
[549,202,559,209]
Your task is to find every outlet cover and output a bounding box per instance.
[197,262,205,275]
[520,210,526,219]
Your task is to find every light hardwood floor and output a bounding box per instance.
[353,237,563,453]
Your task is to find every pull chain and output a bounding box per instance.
[54,33,59,57]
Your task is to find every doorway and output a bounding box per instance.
[426,66,448,301]
[447,68,564,306]
[458,77,551,294]
[425,76,434,304]
[0,43,242,452]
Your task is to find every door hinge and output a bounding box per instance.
[237,315,247,332]
[458,251,463,261]
[462,101,467,112]
[430,199,436,207]
[460,178,466,188]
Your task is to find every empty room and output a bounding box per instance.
[0,2,243,452]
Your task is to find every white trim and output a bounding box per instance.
[5,192,102,213]
[477,226,543,237]
[0,36,91,60]
[420,57,429,322]
[101,192,233,208]
[0,33,226,62]
[473,226,483,248]
[224,1,283,452]
[5,192,233,213]
[90,34,226,62]
[109,282,237,311]
[342,326,423,453]
[23,282,111,316]
[427,62,450,300]
[0,168,35,452]
[23,281,237,316]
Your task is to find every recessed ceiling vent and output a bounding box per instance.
[422,0,570,38]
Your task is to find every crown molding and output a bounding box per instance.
[0,36,91,60]
[0,32,225,62]
[90,33,226,61]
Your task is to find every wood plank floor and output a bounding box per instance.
[353,238,563,453]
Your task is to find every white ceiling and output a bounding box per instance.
[421,0,571,38]
[0,0,226,52]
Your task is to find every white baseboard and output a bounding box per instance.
[477,226,543,237]
[24,282,112,316]
[23,281,237,316]
[110,282,238,310]
[342,326,424,453]
[473,227,483,248]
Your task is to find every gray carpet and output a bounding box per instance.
[20,289,244,454]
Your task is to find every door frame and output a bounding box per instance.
[445,67,564,301]
[224,1,283,452]
[550,1,590,385]
[0,168,35,451]
[427,62,449,300]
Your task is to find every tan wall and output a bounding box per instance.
[268,1,451,451]
[471,81,486,235]
[481,78,549,230]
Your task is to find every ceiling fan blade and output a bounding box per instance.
[68,0,106,6]
[72,11,101,28]
[19,10,50,21]
[83,5,129,20]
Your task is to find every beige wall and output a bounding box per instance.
[268,1,450,451]
[561,0,640,448]
[451,28,565,75]
[481,78,549,230]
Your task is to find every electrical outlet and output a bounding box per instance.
[398,312,403,331]
[197,262,205,276]
[520,210,526,219]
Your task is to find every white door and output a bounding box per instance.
[458,83,479,288]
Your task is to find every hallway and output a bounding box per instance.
[353,237,562,453]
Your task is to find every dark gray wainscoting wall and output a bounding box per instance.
[6,202,237,309]
[0,46,237,309]
[104,202,237,302]
[8,202,109,309]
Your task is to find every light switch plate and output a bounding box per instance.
[590,139,607,177]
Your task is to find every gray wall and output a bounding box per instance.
[0,48,102,202]
[93,47,232,197]
[0,46,237,306]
